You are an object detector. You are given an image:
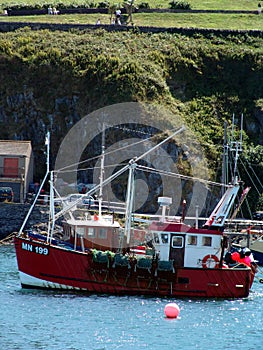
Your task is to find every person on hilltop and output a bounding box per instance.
[124,0,136,25]
[52,7,59,15]
[258,2,262,14]
[115,8,121,25]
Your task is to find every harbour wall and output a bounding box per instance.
[0,203,49,239]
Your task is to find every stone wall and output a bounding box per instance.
[0,21,262,38]
[0,203,49,239]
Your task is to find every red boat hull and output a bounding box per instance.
[14,236,254,298]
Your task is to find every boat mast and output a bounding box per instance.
[228,113,250,220]
[98,123,105,218]
[221,121,229,194]
[18,132,50,236]
[47,170,55,243]
[124,162,136,244]
[54,126,185,221]
[231,113,243,182]
[205,114,244,230]
[124,126,185,243]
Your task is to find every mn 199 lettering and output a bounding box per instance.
[22,242,49,255]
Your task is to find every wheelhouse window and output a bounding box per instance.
[76,226,85,236]
[63,225,71,238]
[172,236,183,248]
[87,227,95,237]
[153,232,160,244]
[98,228,107,239]
[187,235,197,245]
[161,233,168,244]
[202,236,212,246]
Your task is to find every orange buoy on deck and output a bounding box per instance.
[164,303,180,318]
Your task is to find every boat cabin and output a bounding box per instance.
[63,214,122,251]
[149,221,223,268]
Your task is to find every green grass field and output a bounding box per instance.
[0,0,260,11]
[0,0,262,30]
[0,12,262,31]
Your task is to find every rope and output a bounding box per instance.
[0,232,15,245]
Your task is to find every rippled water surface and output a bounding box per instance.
[1,245,262,350]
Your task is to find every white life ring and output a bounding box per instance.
[202,254,219,269]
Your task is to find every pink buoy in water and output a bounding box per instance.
[164,303,180,318]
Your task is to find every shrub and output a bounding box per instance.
[97,1,109,8]
[3,4,41,11]
[168,1,191,10]
[2,2,99,11]
[138,2,150,9]
[88,1,97,7]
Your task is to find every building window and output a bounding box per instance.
[87,227,95,237]
[3,157,19,177]
[172,236,183,248]
[187,235,197,245]
[202,236,212,246]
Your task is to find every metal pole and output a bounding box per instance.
[221,121,228,194]
[195,205,199,229]
[18,132,50,236]
[124,163,136,244]
[98,123,105,218]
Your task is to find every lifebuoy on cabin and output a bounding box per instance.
[202,254,220,269]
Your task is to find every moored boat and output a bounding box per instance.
[14,129,257,298]
[243,229,263,265]
[250,237,263,265]
[14,232,254,298]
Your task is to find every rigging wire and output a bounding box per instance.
[235,166,253,219]
[136,164,231,188]
[241,157,263,193]
[55,127,178,174]
[238,158,261,196]
[56,162,129,174]
[104,123,159,136]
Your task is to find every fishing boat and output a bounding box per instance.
[14,128,257,298]
[219,115,263,267]
[238,227,263,266]
[249,236,263,265]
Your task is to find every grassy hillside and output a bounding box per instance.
[1,29,262,149]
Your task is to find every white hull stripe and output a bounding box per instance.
[19,271,87,290]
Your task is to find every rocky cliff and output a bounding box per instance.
[0,27,263,216]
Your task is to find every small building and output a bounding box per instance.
[0,140,33,203]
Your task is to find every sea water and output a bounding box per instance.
[0,245,262,350]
